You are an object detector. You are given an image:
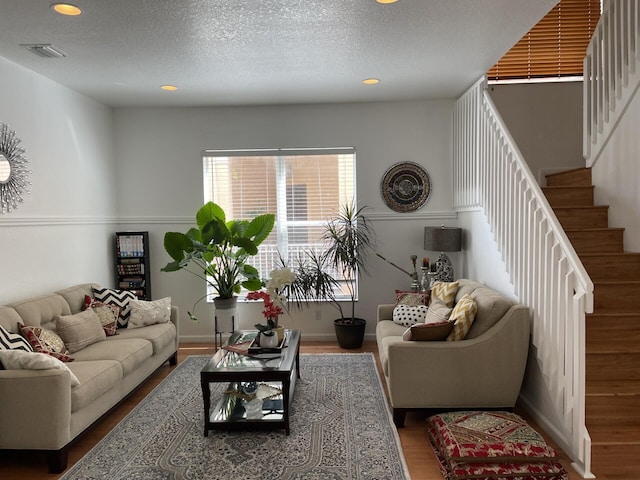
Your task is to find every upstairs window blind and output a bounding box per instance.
[488,0,601,80]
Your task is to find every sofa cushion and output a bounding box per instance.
[18,323,72,362]
[8,294,71,331]
[454,279,483,302]
[92,287,137,328]
[55,309,107,354]
[0,307,23,333]
[67,360,122,412]
[431,281,459,308]
[447,294,478,341]
[55,284,97,314]
[0,324,33,352]
[71,338,153,376]
[128,297,171,328]
[106,322,176,356]
[392,304,428,327]
[0,350,79,386]
[466,287,514,339]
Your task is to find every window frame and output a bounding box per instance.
[201,147,358,301]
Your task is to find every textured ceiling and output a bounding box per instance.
[0,0,557,107]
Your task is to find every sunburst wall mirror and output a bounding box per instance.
[0,122,30,213]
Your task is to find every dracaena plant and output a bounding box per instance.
[161,202,275,319]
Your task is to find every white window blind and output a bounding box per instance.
[202,148,356,299]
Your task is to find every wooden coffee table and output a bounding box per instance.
[200,329,301,436]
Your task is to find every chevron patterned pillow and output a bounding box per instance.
[92,287,137,328]
[430,281,459,308]
[447,294,478,341]
[0,325,34,352]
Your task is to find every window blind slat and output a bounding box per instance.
[488,0,601,80]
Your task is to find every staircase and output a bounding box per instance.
[544,167,640,479]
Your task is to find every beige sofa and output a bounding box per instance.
[0,283,179,473]
[376,279,530,427]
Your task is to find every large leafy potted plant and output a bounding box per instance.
[161,201,275,322]
[286,202,375,349]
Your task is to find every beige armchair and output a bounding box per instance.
[376,279,530,427]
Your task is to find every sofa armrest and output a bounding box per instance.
[0,368,72,450]
[384,305,530,409]
[170,305,180,350]
[377,304,395,323]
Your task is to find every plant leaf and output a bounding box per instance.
[196,202,226,230]
[163,232,191,261]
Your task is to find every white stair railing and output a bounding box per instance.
[584,0,640,165]
[454,77,595,478]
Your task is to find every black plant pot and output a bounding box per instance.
[333,318,366,349]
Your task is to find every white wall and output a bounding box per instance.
[0,57,116,303]
[113,101,458,341]
[489,81,585,184]
[592,87,640,252]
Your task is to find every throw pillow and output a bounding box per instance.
[392,304,428,327]
[55,309,106,354]
[18,323,73,362]
[0,325,34,352]
[92,287,137,328]
[0,350,80,386]
[424,299,453,324]
[128,297,172,328]
[83,295,119,336]
[395,290,430,306]
[402,321,455,341]
[430,281,459,308]
[447,294,478,341]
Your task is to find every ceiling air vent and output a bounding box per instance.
[21,44,67,58]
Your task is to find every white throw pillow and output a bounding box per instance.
[0,350,80,386]
[128,297,172,328]
[392,304,428,327]
[424,299,453,324]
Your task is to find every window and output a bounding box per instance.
[488,0,601,81]
[202,148,356,299]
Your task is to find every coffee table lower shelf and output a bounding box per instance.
[207,386,286,432]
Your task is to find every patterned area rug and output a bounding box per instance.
[61,354,410,480]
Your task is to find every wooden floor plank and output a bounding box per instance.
[0,341,585,479]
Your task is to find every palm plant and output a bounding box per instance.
[284,202,375,324]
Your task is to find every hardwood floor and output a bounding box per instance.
[1,341,583,480]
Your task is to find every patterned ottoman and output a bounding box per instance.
[426,411,568,480]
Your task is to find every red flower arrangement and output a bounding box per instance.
[247,291,284,336]
[246,291,283,321]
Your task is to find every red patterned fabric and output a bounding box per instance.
[84,295,120,336]
[18,323,73,362]
[426,411,568,480]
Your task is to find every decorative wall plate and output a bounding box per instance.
[380,162,431,212]
[0,122,30,214]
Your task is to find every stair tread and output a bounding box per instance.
[589,425,640,443]
[543,185,594,189]
[581,252,640,257]
[564,227,624,232]
[588,380,640,395]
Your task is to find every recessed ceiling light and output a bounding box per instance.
[160,85,178,91]
[51,3,82,16]
[376,0,398,4]
[362,78,380,85]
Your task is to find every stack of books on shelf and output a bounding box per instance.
[116,234,145,257]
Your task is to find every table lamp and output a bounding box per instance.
[423,226,462,282]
